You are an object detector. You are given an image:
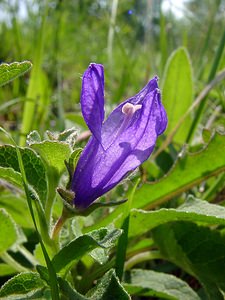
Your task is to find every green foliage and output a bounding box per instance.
[162,47,193,143]
[124,269,200,299]
[52,228,122,274]
[153,222,225,299]
[0,145,47,204]
[86,132,225,230]
[87,269,130,300]
[133,131,225,209]
[0,272,45,297]
[0,61,32,87]
[0,1,225,299]
[0,194,33,229]
[128,196,225,239]
[0,264,16,277]
[0,209,19,254]
[29,140,71,176]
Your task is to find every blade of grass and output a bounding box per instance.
[115,179,140,281]
[186,28,225,143]
[19,6,48,146]
[159,9,168,73]
[107,0,119,72]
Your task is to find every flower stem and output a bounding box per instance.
[52,215,66,241]
[124,250,163,270]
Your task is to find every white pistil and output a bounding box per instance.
[122,103,142,115]
[106,103,142,148]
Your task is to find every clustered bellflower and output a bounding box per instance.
[71,63,167,209]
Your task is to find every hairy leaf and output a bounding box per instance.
[153,222,225,299]
[133,131,225,209]
[87,269,130,300]
[123,269,200,299]
[52,228,122,274]
[0,145,47,204]
[29,140,71,175]
[0,61,32,87]
[128,196,225,238]
[0,272,45,297]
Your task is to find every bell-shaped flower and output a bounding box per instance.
[71,63,167,209]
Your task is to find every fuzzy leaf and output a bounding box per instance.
[0,272,45,297]
[87,269,130,300]
[128,196,225,238]
[0,61,32,87]
[133,131,225,209]
[153,222,225,299]
[0,167,22,187]
[123,269,200,300]
[0,145,47,204]
[52,228,122,274]
[29,140,71,175]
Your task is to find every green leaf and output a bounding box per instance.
[162,47,193,143]
[87,269,130,300]
[58,278,88,300]
[0,61,32,87]
[29,140,72,176]
[0,194,33,229]
[123,269,200,300]
[0,167,22,188]
[128,196,225,239]
[52,228,122,274]
[133,131,225,209]
[0,272,45,297]
[85,132,225,232]
[0,145,47,204]
[153,222,225,299]
[65,113,88,129]
[0,289,51,300]
[0,264,16,277]
[0,209,18,254]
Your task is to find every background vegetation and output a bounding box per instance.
[0,0,225,299]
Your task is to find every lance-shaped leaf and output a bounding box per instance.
[133,131,225,209]
[162,47,193,143]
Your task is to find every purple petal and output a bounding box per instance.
[72,76,167,209]
[81,63,105,142]
[101,77,158,149]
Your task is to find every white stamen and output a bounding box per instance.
[122,103,142,115]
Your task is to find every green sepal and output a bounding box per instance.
[57,186,127,216]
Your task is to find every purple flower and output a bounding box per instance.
[71,63,167,209]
